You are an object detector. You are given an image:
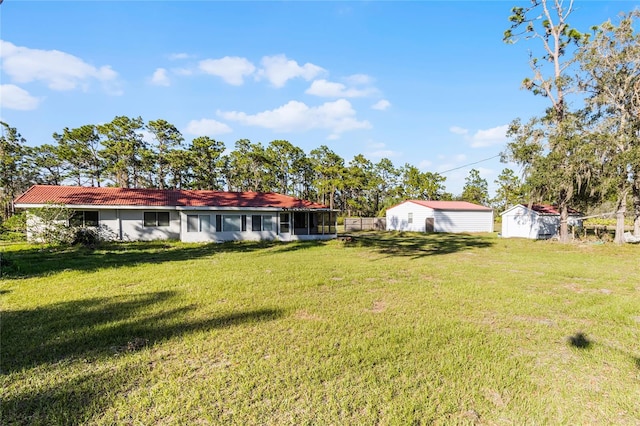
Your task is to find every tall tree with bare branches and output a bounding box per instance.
[503,0,590,242]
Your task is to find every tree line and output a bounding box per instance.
[1,117,514,222]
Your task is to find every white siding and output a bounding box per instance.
[386,202,433,232]
[96,209,120,240]
[180,211,279,243]
[179,210,336,243]
[501,206,539,239]
[387,201,493,233]
[500,205,566,239]
[537,215,560,238]
[120,210,180,241]
[434,210,493,233]
[25,206,336,243]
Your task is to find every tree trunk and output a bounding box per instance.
[633,181,640,237]
[614,194,627,245]
[558,189,569,243]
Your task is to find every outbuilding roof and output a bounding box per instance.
[390,200,492,211]
[501,204,581,216]
[14,185,329,210]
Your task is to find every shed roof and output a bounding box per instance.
[14,185,329,210]
[390,200,492,211]
[501,204,581,216]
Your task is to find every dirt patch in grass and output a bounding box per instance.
[366,300,387,313]
[294,310,323,321]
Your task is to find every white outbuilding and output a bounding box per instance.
[500,204,582,239]
[386,200,494,233]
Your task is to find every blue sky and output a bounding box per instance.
[0,1,635,196]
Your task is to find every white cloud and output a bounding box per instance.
[470,124,509,148]
[150,68,170,86]
[198,56,256,85]
[169,53,190,60]
[370,149,400,158]
[371,99,391,110]
[218,99,371,135]
[449,126,469,136]
[366,141,400,158]
[257,54,325,88]
[185,118,233,136]
[0,40,120,93]
[173,67,194,76]
[305,79,375,98]
[450,124,508,148]
[418,159,433,169]
[345,74,374,85]
[0,84,41,110]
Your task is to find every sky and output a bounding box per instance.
[0,0,636,197]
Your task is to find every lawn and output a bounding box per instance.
[1,233,639,425]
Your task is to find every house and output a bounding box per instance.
[14,185,337,243]
[500,204,582,239]
[385,200,494,233]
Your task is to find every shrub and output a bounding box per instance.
[72,227,101,248]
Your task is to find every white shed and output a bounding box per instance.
[500,204,582,239]
[386,200,494,233]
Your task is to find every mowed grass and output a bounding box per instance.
[1,233,639,425]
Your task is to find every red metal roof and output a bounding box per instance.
[398,200,492,211]
[14,185,329,209]
[529,204,581,215]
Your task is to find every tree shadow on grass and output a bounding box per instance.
[1,290,283,424]
[568,332,592,349]
[0,239,328,279]
[343,231,494,259]
[566,331,640,371]
[1,290,283,374]
[3,364,137,426]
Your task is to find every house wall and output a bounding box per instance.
[25,207,336,243]
[97,209,120,240]
[119,210,180,241]
[180,211,279,243]
[386,202,433,232]
[433,210,494,233]
[180,211,337,242]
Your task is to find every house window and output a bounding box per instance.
[252,215,274,231]
[70,211,99,227]
[213,214,250,232]
[187,214,210,232]
[263,215,273,231]
[280,213,290,233]
[223,215,241,232]
[144,212,170,227]
[408,212,413,224]
[252,215,262,231]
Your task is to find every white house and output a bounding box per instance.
[500,204,582,239]
[14,185,337,243]
[386,200,494,233]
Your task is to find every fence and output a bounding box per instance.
[344,217,387,232]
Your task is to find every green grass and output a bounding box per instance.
[1,233,639,425]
